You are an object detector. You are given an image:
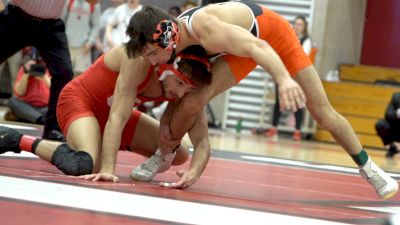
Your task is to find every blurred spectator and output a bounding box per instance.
[375,92,400,158]
[181,0,197,12]
[0,51,22,100]
[4,48,50,125]
[293,16,312,55]
[0,0,21,102]
[168,5,181,17]
[92,0,124,59]
[104,0,142,50]
[63,0,101,75]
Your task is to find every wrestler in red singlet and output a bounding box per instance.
[57,55,169,150]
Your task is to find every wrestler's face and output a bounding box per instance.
[141,43,173,65]
[162,75,195,99]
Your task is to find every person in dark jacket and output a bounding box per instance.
[375,92,400,158]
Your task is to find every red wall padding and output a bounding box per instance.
[361,0,400,67]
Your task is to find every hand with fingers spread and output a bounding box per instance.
[79,173,119,183]
[278,78,306,112]
[159,169,199,189]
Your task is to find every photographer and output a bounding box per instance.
[4,48,50,125]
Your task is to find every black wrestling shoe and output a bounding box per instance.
[42,129,66,142]
[0,126,22,154]
[385,144,399,158]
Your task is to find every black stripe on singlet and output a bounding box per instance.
[236,1,263,37]
[178,6,203,19]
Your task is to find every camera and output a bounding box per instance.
[29,64,46,76]
[23,47,46,76]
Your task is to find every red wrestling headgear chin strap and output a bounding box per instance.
[152,20,180,50]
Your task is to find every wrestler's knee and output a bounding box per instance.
[51,144,93,176]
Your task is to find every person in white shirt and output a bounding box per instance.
[104,0,141,50]
[63,0,101,75]
[92,0,124,58]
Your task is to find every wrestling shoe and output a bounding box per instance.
[292,130,301,141]
[359,159,399,199]
[265,127,278,142]
[130,149,176,182]
[386,144,399,158]
[0,126,22,154]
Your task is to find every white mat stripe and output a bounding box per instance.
[0,123,38,130]
[349,206,400,214]
[241,156,400,178]
[0,176,350,225]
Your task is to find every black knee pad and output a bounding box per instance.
[51,144,93,176]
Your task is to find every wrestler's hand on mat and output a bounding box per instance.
[79,173,119,183]
[159,170,198,189]
[278,78,306,112]
[159,123,181,152]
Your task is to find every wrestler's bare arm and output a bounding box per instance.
[160,102,175,127]
[193,13,290,85]
[162,107,210,188]
[186,109,210,179]
[100,56,148,176]
[159,101,181,151]
[192,12,306,111]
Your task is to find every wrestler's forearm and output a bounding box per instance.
[187,110,210,177]
[189,139,210,177]
[100,95,133,173]
[160,102,176,125]
[169,105,197,140]
[100,121,122,174]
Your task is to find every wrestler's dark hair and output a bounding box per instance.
[177,46,212,86]
[125,5,178,58]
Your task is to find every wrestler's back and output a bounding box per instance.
[199,2,254,31]
[103,46,125,72]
